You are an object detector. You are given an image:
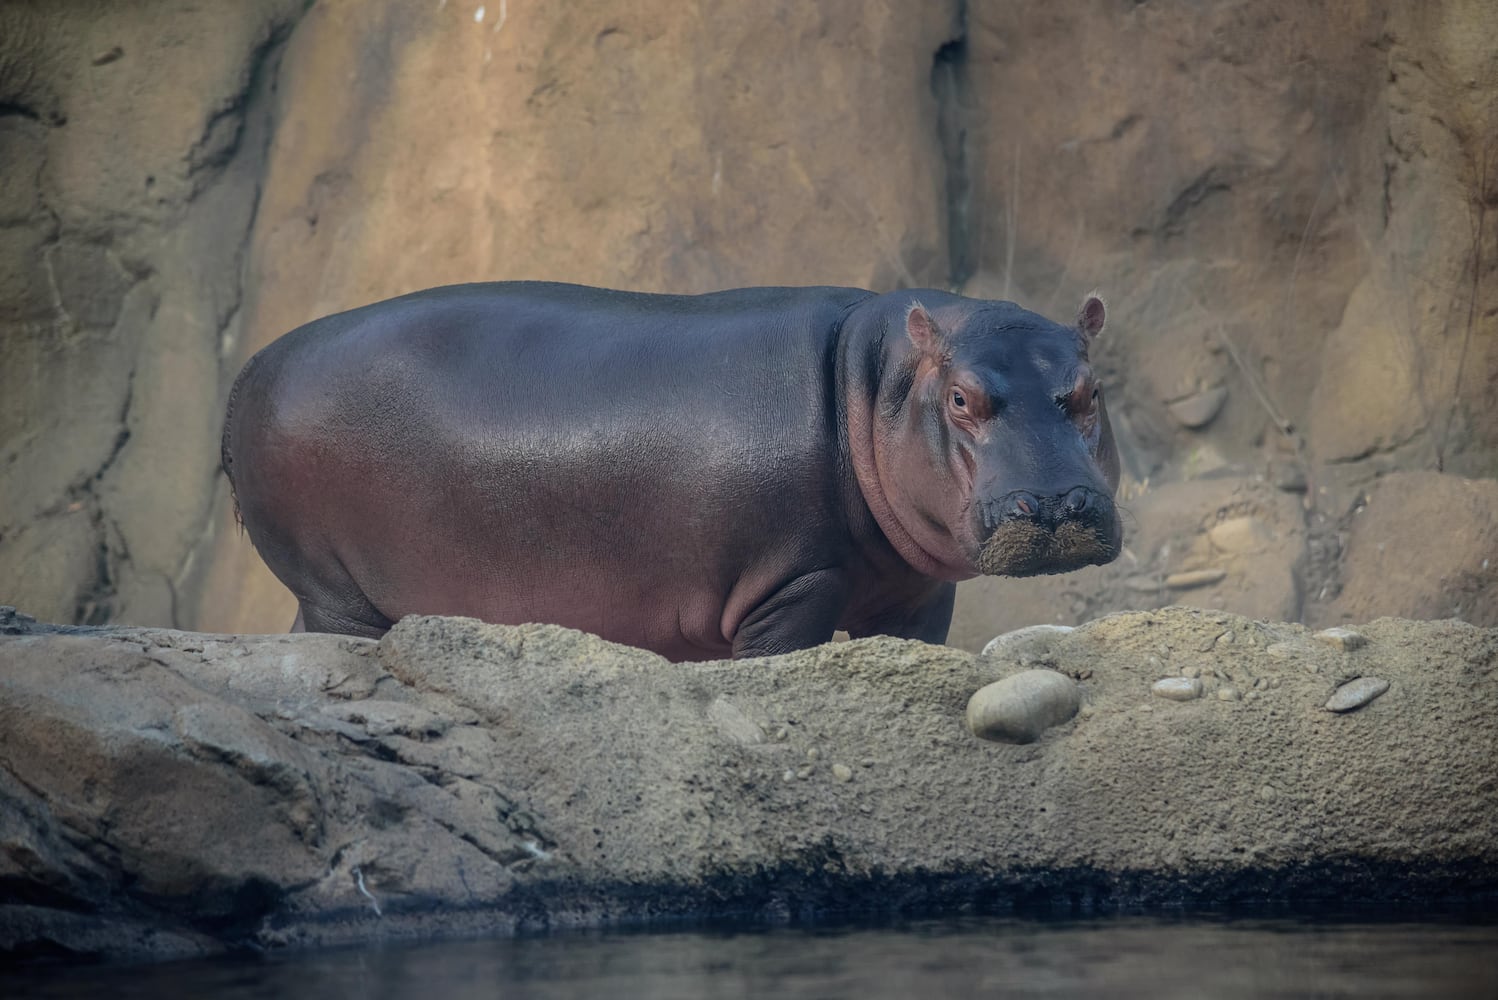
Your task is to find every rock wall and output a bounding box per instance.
[0,0,309,627]
[1,0,1495,638]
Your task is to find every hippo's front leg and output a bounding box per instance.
[731,568,853,659]
[847,581,956,646]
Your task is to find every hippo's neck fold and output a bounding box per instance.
[838,297,974,584]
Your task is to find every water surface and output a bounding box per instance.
[9,913,1498,999]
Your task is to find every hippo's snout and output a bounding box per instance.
[976,487,1121,577]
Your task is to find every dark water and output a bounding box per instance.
[8,914,1498,999]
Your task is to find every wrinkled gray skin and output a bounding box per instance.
[222,283,1121,660]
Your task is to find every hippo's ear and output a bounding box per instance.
[905,302,946,357]
[1077,292,1106,339]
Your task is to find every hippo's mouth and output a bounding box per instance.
[975,519,1121,577]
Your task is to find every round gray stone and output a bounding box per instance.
[1325,676,1390,713]
[966,669,1081,744]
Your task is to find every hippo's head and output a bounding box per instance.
[862,293,1122,580]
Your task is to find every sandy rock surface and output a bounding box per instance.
[3,605,1494,963]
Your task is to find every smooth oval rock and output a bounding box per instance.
[1208,516,1271,554]
[966,670,1081,744]
[1165,568,1227,590]
[1152,677,1203,702]
[1314,627,1368,652]
[1166,385,1228,429]
[981,624,1075,665]
[1325,676,1389,713]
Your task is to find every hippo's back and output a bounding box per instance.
[222,281,873,655]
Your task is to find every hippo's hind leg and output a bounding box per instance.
[280,551,394,639]
[293,580,392,637]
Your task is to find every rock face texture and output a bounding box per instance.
[3,606,1495,963]
[0,0,309,629]
[3,1,1496,641]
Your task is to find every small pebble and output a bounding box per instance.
[1314,627,1368,652]
[1215,629,1236,647]
[1274,464,1309,493]
[782,769,796,782]
[1253,677,1267,689]
[774,728,789,741]
[967,669,1082,744]
[1325,676,1389,713]
[832,763,853,783]
[796,765,814,780]
[1166,568,1227,590]
[1245,690,1261,701]
[860,758,877,768]
[1182,665,1201,678]
[1152,677,1203,702]
[1269,677,1281,689]
[1217,687,1241,701]
[1265,642,1298,661]
[858,803,874,814]
[1258,784,1277,802]
[806,748,820,761]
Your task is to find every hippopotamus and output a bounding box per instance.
[221,282,1121,660]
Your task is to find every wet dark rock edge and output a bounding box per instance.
[6,857,1496,968]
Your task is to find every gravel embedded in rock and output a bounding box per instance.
[1325,676,1390,713]
[1152,677,1203,701]
[707,696,766,746]
[1315,627,1368,651]
[966,669,1081,744]
[1166,568,1227,589]
[832,763,853,783]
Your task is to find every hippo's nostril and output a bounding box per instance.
[1010,491,1041,519]
[1063,487,1091,516]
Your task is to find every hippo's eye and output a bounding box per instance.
[951,388,967,409]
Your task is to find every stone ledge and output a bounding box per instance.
[2,606,1495,963]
